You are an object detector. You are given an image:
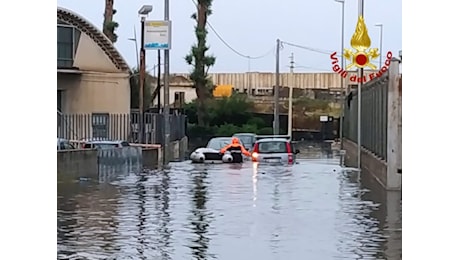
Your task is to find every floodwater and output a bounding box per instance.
[57,149,402,260]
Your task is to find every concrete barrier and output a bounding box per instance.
[142,148,159,169]
[57,149,98,181]
[98,147,142,179]
[58,136,188,180]
[343,138,400,190]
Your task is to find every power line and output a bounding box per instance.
[281,41,335,56]
[281,40,382,67]
[190,0,275,59]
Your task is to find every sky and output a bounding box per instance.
[56,0,401,74]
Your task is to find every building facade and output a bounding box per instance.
[57,7,131,116]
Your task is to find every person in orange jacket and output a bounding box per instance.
[220,137,251,159]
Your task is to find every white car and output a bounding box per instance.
[251,136,300,164]
[190,137,239,163]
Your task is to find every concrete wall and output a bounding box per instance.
[58,72,130,114]
[57,149,98,181]
[343,138,388,188]
[142,148,159,169]
[73,32,119,73]
[57,136,189,180]
[169,136,189,161]
[97,147,142,176]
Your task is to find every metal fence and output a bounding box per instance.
[57,112,187,145]
[343,74,388,160]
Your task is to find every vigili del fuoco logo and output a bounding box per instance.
[330,15,393,83]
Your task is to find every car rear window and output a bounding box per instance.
[257,141,288,153]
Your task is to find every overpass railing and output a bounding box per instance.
[343,58,401,164]
[344,74,388,160]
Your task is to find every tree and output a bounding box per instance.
[103,0,118,43]
[185,0,216,127]
[130,67,155,110]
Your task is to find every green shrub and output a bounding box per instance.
[216,124,241,136]
[187,124,218,137]
[256,127,274,135]
[247,117,266,128]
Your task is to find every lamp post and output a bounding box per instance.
[138,4,153,144]
[335,0,345,156]
[357,0,364,169]
[375,23,383,68]
[128,25,139,68]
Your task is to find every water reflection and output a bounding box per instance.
[188,171,214,259]
[57,151,401,259]
[135,175,147,260]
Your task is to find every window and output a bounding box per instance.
[174,91,185,107]
[57,90,62,111]
[57,24,81,68]
[258,141,289,153]
[92,113,109,139]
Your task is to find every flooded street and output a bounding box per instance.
[57,151,402,260]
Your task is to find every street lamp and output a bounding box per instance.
[128,25,139,68]
[138,4,153,144]
[335,0,345,156]
[375,23,383,68]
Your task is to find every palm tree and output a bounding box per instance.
[103,0,118,42]
[185,0,216,126]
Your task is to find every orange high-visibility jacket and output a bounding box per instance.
[220,137,251,157]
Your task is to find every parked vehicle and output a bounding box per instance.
[232,133,257,151]
[251,136,300,164]
[80,139,130,149]
[57,138,75,150]
[190,137,239,163]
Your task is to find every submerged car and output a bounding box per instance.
[190,137,243,163]
[251,135,300,164]
[232,133,257,151]
[57,138,75,150]
[80,139,130,149]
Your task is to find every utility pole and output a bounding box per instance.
[274,39,280,135]
[357,0,364,169]
[247,56,251,97]
[288,53,294,138]
[163,0,171,165]
[139,16,146,144]
[157,50,161,110]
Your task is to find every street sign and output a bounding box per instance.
[144,20,171,50]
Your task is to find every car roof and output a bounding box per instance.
[233,133,256,136]
[256,138,290,143]
[210,137,232,141]
[84,140,127,144]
